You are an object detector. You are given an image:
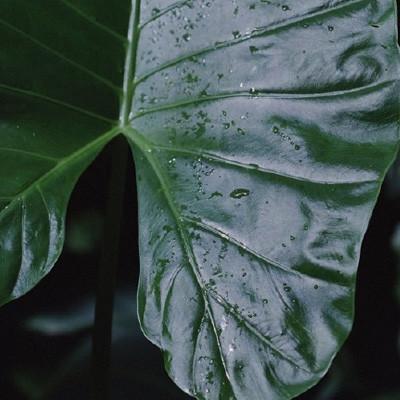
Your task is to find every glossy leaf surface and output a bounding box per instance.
[0,1,399,399]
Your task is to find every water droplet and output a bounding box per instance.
[282,5,290,11]
[314,284,319,290]
[230,188,250,199]
[295,144,301,150]
[232,30,241,39]
[182,33,191,41]
[237,128,245,135]
[209,191,223,199]
[328,25,334,31]
[228,343,237,353]
[272,126,280,133]
[249,87,259,95]
[249,45,259,54]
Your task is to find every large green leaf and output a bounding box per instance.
[0,1,399,399]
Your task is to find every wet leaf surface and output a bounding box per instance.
[0,1,399,399]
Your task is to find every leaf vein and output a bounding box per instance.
[0,147,59,162]
[151,143,376,186]
[185,217,349,288]
[0,84,116,123]
[60,0,127,42]
[0,18,120,92]
[131,80,394,120]
[206,287,312,373]
[139,0,192,30]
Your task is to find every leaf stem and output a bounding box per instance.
[92,134,129,400]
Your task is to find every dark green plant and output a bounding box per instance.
[0,1,399,399]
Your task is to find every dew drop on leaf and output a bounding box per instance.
[249,45,259,54]
[249,87,259,95]
[230,188,250,199]
[232,30,241,39]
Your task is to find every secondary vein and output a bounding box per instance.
[60,0,127,42]
[0,84,115,123]
[0,18,120,92]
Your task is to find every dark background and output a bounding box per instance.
[0,8,399,400]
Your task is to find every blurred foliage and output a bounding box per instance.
[65,210,103,255]
[387,156,400,352]
[391,224,400,305]
[9,291,353,400]
[13,290,190,400]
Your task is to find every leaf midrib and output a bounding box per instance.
[124,127,312,376]
[119,0,142,126]
[125,127,236,392]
